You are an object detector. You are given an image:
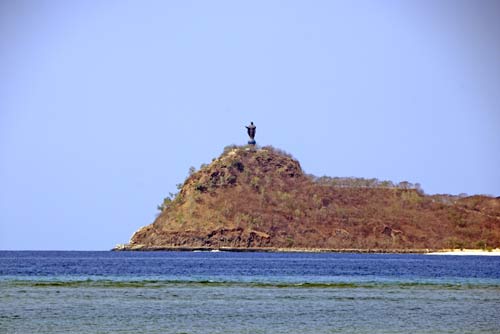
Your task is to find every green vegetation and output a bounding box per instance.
[312,175,424,193]
[157,192,176,212]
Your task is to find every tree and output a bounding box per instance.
[157,195,173,212]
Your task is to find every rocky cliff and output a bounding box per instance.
[117,145,500,251]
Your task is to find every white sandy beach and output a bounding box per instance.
[427,249,500,256]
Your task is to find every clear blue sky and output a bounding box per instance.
[1,1,499,250]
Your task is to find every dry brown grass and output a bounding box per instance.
[129,146,500,250]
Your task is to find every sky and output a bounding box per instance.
[1,0,499,250]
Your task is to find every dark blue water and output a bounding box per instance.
[2,251,499,282]
[1,251,499,333]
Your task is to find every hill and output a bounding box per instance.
[116,145,500,251]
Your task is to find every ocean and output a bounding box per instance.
[1,251,499,333]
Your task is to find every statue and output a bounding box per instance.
[246,122,256,145]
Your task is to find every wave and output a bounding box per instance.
[2,279,499,290]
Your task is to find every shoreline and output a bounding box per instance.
[112,244,500,255]
[112,245,433,253]
[426,249,500,256]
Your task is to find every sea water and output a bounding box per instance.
[1,251,499,333]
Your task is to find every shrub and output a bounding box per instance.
[476,240,487,250]
[231,160,244,172]
[157,195,173,212]
[194,183,208,192]
[222,144,239,155]
[250,176,260,190]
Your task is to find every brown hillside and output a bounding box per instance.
[120,145,500,251]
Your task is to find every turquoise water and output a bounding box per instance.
[1,251,499,333]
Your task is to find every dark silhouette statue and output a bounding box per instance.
[246,122,256,145]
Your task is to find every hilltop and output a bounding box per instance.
[117,145,500,251]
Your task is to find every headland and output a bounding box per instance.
[115,145,500,252]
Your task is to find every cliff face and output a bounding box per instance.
[122,146,500,251]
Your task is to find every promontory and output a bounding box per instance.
[115,145,500,252]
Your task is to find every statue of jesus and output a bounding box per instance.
[246,122,256,145]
